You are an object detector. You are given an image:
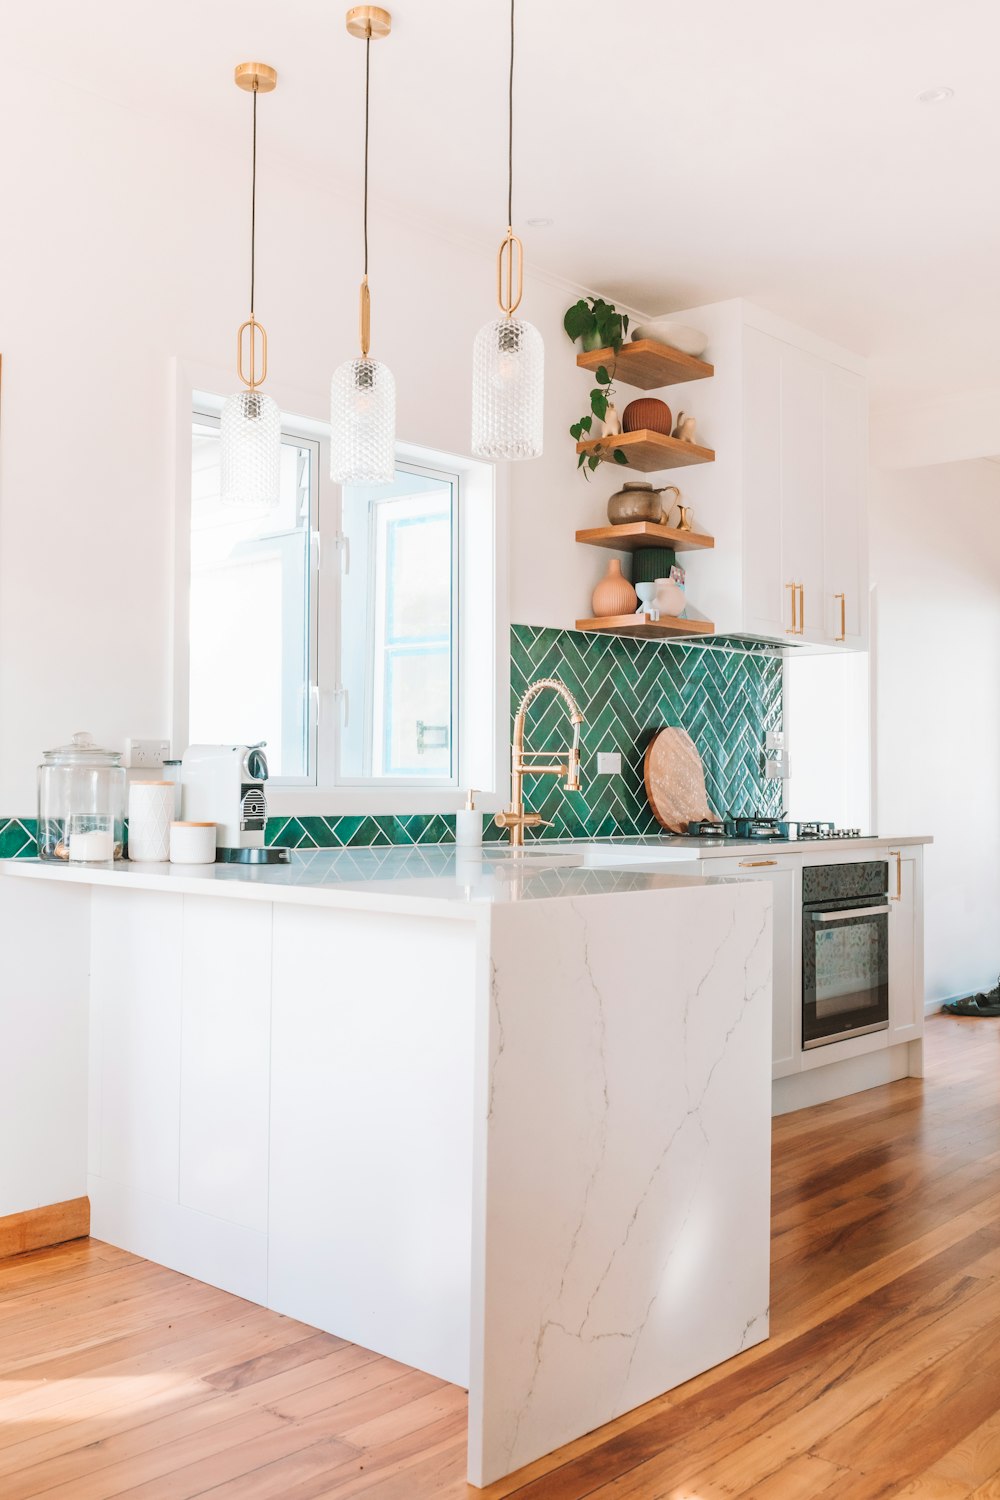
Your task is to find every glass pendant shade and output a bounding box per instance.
[330,357,396,484]
[471,316,544,460]
[220,390,281,506]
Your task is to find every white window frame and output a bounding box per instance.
[189,406,321,788]
[170,357,509,818]
[335,458,461,791]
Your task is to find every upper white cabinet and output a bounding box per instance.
[669,300,869,650]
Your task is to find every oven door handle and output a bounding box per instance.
[811,904,891,922]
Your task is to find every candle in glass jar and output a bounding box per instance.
[69,829,114,862]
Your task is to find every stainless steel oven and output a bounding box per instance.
[802,861,890,1049]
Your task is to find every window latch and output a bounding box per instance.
[335,685,350,728]
[334,532,351,575]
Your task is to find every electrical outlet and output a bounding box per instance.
[765,751,790,780]
[596,752,622,775]
[125,738,171,770]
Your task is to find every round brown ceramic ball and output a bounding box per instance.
[621,397,673,434]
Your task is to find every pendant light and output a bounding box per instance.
[330,7,396,486]
[220,62,281,507]
[471,0,543,461]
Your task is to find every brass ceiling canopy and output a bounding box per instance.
[234,61,278,93]
[346,5,392,39]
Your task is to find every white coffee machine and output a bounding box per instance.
[180,743,290,864]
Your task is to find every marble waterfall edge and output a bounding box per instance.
[470,879,773,1485]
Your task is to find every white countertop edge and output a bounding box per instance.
[0,855,732,918]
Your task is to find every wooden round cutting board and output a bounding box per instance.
[644,727,716,834]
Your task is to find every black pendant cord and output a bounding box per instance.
[507,0,514,227]
[363,34,371,277]
[250,84,258,318]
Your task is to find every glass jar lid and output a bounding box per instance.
[41,731,123,767]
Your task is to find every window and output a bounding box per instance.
[340,465,458,783]
[189,413,317,781]
[182,393,499,812]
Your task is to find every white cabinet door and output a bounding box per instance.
[822,366,869,649]
[888,849,923,1043]
[268,904,476,1387]
[778,344,826,643]
[703,855,801,1077]
[742,327,787,638]
[178,897,272,1234]
[91,888,183,1197]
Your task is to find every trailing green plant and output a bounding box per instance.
[564,298,630,476]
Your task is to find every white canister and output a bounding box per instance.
[169,821,217,865]
[127,781,174,862]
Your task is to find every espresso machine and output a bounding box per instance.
[181,743,290,864]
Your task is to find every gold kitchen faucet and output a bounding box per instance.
[495,678,584,848]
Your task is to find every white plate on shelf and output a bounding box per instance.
[631,322,708,358]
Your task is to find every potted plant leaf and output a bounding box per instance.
[564,297,630,477]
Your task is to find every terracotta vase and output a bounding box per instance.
[591,558,638,618]
[622,397,673,434]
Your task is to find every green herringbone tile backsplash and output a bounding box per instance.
[499,624,782,839]
[0,628,781,853]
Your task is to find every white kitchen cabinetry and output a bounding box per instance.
[88,891,270,1303]
[669,300,869,650]
[697,842,926,1102]
[887,847,924,1047]
[267,903,476,1387]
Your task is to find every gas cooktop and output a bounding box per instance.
[687,818,865,842]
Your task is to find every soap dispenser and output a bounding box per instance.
[455,789,482,849]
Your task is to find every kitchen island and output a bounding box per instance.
[0,846,772,1486]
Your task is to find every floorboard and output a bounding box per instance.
[0,1014,997,1497]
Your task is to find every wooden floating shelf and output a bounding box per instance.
[576,613,715,640]
[576,521,715,554]
[576,340,714,390]
[576,429,716,473]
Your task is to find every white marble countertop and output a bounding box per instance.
[0,832,931,919]
[0,846,725,920]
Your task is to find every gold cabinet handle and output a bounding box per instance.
[740,859,778,867]
[890,850,902,901]
[797,583,805,634]
[785,582,798,635]
[834,592,846,642]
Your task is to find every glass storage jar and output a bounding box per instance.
[37,732,126,862]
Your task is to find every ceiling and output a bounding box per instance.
[5,0,1000,405]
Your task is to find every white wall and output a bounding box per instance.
[870,459,1000,1004]
[0,67,627,812]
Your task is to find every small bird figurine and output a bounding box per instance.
[672,411,697,444]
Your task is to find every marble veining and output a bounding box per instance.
[472,880,773,1485]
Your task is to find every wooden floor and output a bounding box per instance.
[1,1015,999,1499]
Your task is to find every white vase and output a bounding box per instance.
[654,577,686,618]
[635,581,659,620]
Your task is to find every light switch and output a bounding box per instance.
[596,752,622,775]
[766,731,785,750]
